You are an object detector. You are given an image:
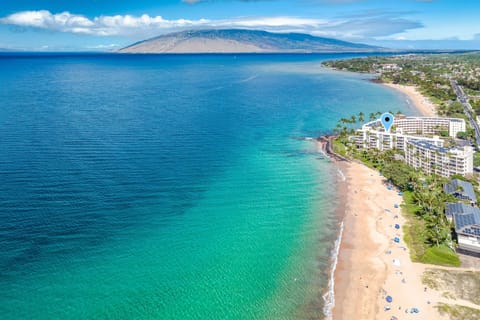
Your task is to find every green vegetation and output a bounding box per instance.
[423,269,480,305]
[439,101,465,119]
[323,52,480,116]
[332,113,463,266]
[402,191,461,266]
[474,152,480,167]
[332,139,347,157]
[472,99,480,115]
[436,303,480,320]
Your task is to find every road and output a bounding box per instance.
[450,79,480,147]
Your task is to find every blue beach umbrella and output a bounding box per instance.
[386,295,393,303]
[395,224,400,229]
[394,237,400,243]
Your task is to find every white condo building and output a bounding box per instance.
[393,116,465,138]
[405,140,473,177]
[351,116,473,177]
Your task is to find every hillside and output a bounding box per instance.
[118,29,381,54]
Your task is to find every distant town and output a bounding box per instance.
[324,53,480,150]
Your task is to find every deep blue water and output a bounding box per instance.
[0,53,418,319]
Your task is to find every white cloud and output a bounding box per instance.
[86,43,121,49]
[216,17,326,28]
[0,10,423,40]
[0,11,211,36]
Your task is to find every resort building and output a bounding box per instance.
[443,179,477,205]
[353,129,443,151]
[445,203,480,254]
[360,116,466,138]
[393,115,465,138]
[352,116,473,177]
[405,140,473,177]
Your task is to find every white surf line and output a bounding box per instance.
[323,221,344,320]
[337,168,346,181]
[318,149,328,158]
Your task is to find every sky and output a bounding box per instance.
[0,0,479,51]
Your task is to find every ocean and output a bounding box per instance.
[0,53,419,319]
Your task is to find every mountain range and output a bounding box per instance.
[118,29,383,54]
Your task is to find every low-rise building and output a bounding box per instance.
[445,203,480,254]
[443,179,477,204]
[446,202,476,219]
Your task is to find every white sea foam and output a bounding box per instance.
[318,149,328,158]
[337,168,346,181]
[238,75,258,83]
[322,221,344,320]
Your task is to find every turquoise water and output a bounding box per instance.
[0,54,418,319]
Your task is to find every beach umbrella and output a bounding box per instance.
[395,224,400,229]
[394,237,400,243]
[386,295,393,303]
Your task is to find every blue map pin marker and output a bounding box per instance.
[381,112,394,132]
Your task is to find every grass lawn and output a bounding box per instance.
[332,139,347,157]
[423,269,480,305]
[436,303,480,320]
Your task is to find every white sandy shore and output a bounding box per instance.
[330,83,443,319]
[382,83,437,117]
[326,80,480,319]
[332,162,446,320]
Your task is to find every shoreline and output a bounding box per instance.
[381,82,437,117]
[327,82,442,319]
[331,161,445,319]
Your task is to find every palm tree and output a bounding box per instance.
[334,123,342,135]
[413,187,441,214]
[369,112,376,121]
[358,112,365,123]
[350,115,357,125]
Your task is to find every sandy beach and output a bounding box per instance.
[331,161,446,320]
[329,84,451,319]
[382,83,437,117]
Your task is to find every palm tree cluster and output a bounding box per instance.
[333,110,401,137]
[412,185,452,247]
[333,112,366,137]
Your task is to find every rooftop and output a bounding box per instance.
[454,211,480,236]
[446,203,480,236]
[443,179,477,203]
[446,202,478,216]
[409,140,452,153]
